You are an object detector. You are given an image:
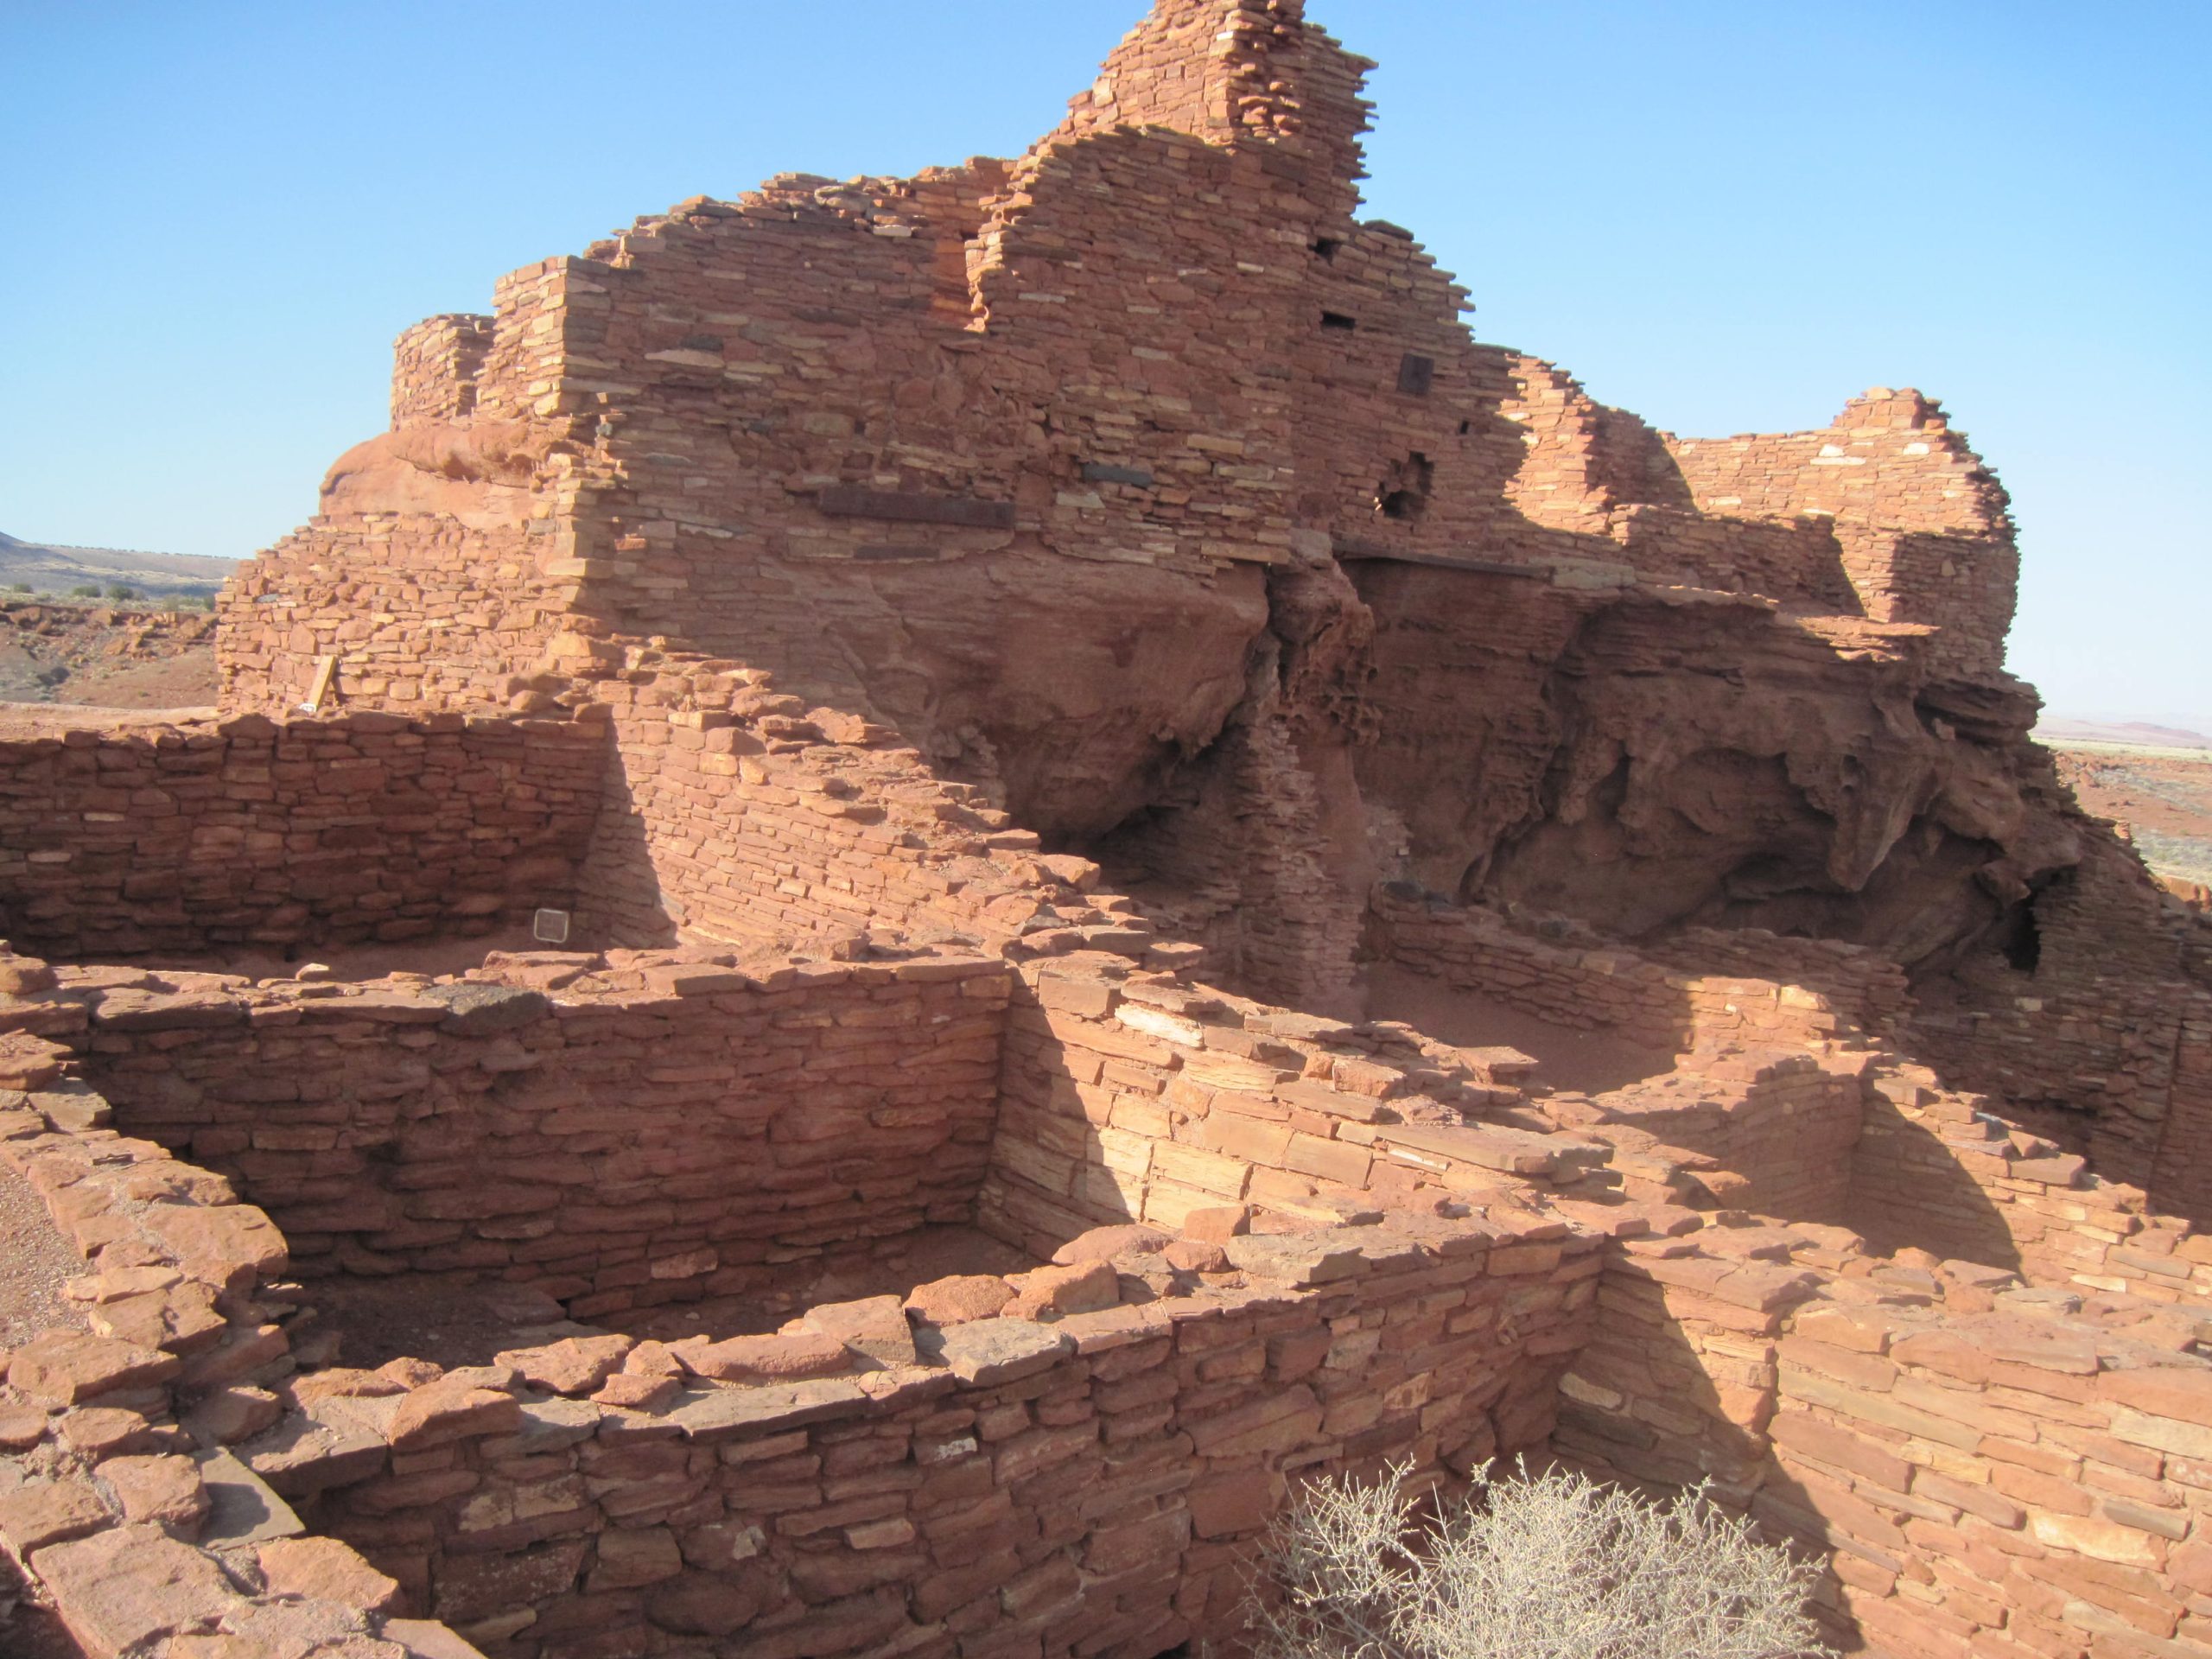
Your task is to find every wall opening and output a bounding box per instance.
[1999,893,2043,973]
[1375,452,1433,522]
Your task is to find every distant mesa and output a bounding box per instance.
[0,528,237,597]
[2037,715,2212,752]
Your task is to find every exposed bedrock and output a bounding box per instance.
[1364,578,2082,964]
[1007,550,2081,1002]
[672,543,1272,846]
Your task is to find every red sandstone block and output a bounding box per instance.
[0,1480,114,1554]
[6,1332,180,1405]
[677,1332,852,1384]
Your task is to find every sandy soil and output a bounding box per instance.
[2052,743,2212,888]
[0,601,216,708]
[1361,963,1680,1094]
[0,700,218,736]
[0,1166,90,1351]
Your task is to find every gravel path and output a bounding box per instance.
[0,1164,90,1351]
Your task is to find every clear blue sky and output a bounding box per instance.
[3,2,2205,724]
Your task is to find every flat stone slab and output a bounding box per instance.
[923,1319,1074,1386]
[664,1379,869,1442]
[195,1446,303,1546]
[1223,1235,1370,1287]
[29,1522,236,1654]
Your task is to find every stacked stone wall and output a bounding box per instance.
[0,709,606,960]
[1910,835,2212,1226]
[569,652,1120,957]
[1556,1051,1870,1226]
[1368,886,1879,1054]
[980,957,1618,1255]
[64,956,1010,1316]
[391,314,494,426]
[0,953,480,1659]
[1846,1063,2212,1306]
[1560,1225,2212,1659]
[1666,389,2018,677]
[262,1216,1597,1659]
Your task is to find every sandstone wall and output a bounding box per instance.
[1667,388,2018,678]
[0,709,605,960]
[391,314,494,426]
[67,956,1010,1315]
[565,651,1140,959]
[979,957,1619,1257]
[1559,1050,1870,1227]
[1910,832,2212,1225]
[1846,1062,2212,1306]
[1368,887,1880,1054]
[261,1218,1598,1659]
[0,957,479,1659]
[1560,1226,2212,1659]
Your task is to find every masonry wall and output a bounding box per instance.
[218,257,603,715]
[0,959,482,1659]
[0,710,606,960]
[569,652,1132,957]
[276,1219,1599,1659]
[979,957,1620,1259]
[1910,834,2212,1227]
[1560,1231,2212,1659]
[391,314,494,425]
[1666,389,2019,677]
[1845,1060,2212,1305]
[1559,1051,1870,1226]
[68,957,1011,1317]
[1367,887,1881,1055]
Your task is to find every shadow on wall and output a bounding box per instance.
[571,740,680,950]
[1554,1290,1876,1656]
[1843,1078,2023,1274]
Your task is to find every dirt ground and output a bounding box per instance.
[0,601,217,708]
[2052,742,2212,890]
[1361,962,1681,1094]
[0,1166,90,1351]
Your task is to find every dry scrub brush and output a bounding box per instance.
[1248,1460,1833,1659]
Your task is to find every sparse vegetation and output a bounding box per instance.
[105,583,137,601]
[1249,1461,1832,1659]
[69,584,100,598]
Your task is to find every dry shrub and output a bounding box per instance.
[1249,1460,1833,1659]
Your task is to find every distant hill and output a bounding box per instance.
[0,530,237,598]
[2037,716,2212,753]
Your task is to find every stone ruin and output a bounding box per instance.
[4,3,2212,1656]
